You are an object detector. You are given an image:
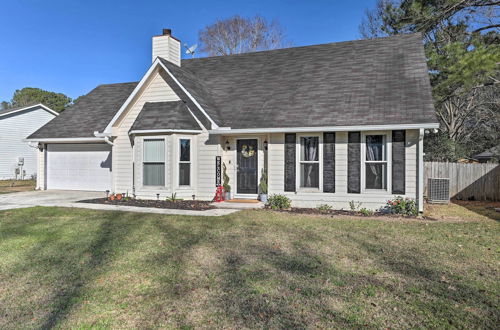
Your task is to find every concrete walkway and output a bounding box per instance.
[0,190,239,216]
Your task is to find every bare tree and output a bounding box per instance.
[199,15,290,56]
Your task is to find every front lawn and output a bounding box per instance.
[0,179,35,194]
[0,207,498,328]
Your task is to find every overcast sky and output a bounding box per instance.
[0,0,376,102]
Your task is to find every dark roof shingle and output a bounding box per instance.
[130,101,201,132]
[29,33,437,138]
[176,33,437,129]
[28,82,137,139]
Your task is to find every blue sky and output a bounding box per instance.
[0,0,376,102]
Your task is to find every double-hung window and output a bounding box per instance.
[179,138,191,186]
[143,139,165,186]
[300,136,320,188]
[365,135,387,190]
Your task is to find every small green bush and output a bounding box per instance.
[359,208,374,216]
[166,193,182,202]
[316,204,332,213]
[385,196,418,216]
[349,200,362,211]
[267,194,291,210]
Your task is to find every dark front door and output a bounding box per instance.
[237,139,258,194]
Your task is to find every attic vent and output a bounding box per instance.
[427,178,450,203]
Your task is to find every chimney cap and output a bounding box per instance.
[162,28,172,36]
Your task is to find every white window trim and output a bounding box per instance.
[295,133,323,192]
[142,136,168,188]
[361,131,392,194]
[176,136,193,189]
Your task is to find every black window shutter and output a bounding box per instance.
[392,130,406,194]
[284,133,296,192]
[348,132,361,193]
[323,132,335,193]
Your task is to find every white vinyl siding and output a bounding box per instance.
[267,130,420,210]
[152,35,180,65]
[0,107,56,180]
[112,69,180,193]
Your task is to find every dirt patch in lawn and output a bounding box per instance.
[0,180,36,194]
[79,198,215,210]
[425,200,500,221]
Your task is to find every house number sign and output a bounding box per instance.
[215,156,221,186]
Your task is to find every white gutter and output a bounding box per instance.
[129,129,202,135]
[0,103,59,118]
[209,123,440,135]
[94,131,114,145]
[24,137,106,143]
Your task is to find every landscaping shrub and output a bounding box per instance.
[359,208,374,216]
[385,196,418,216]
[267,194,291,210]
[316,204,332,213]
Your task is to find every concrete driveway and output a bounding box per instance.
[0,190,103,211]
[0,190,239,216]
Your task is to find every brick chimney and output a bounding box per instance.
[152,28,181,66]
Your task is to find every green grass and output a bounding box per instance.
[0,207,498,328]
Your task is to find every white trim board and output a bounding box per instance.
[209,123,440,134]
[129,129,202,135]
[0,103,59,118]
[158,61,219,129]
[101,58,219,135]
[25,137,106,143]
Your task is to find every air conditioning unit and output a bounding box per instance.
[428,178,450,203]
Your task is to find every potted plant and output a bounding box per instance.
[259,169,268,203]
[116,193,123,201]
[222,163,231,200]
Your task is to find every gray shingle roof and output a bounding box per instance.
[474,145,500,159]
[174,33,437,129]
[29,33,437,138]
[28,82,137,139]
[130,101,201,132]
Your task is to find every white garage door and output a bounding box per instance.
[47,143,112,191]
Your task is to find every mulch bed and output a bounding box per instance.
[79,198,215,211]
[267,207,423,219]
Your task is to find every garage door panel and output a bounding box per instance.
[47,144,112,191]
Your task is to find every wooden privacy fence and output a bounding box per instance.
[424,162,500,201]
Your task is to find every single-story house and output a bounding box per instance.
[0,103,58,180]
[27,29,439,211]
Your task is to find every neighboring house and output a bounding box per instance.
[0,104,58,180]
[473,145,500,163]
[27,29,439,211]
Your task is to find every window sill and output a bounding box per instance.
[362,189,389,194]
[296,187,321,193]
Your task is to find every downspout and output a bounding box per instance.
[417,128,425,213]
[94,131,114,146]
[104,136,114,146]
